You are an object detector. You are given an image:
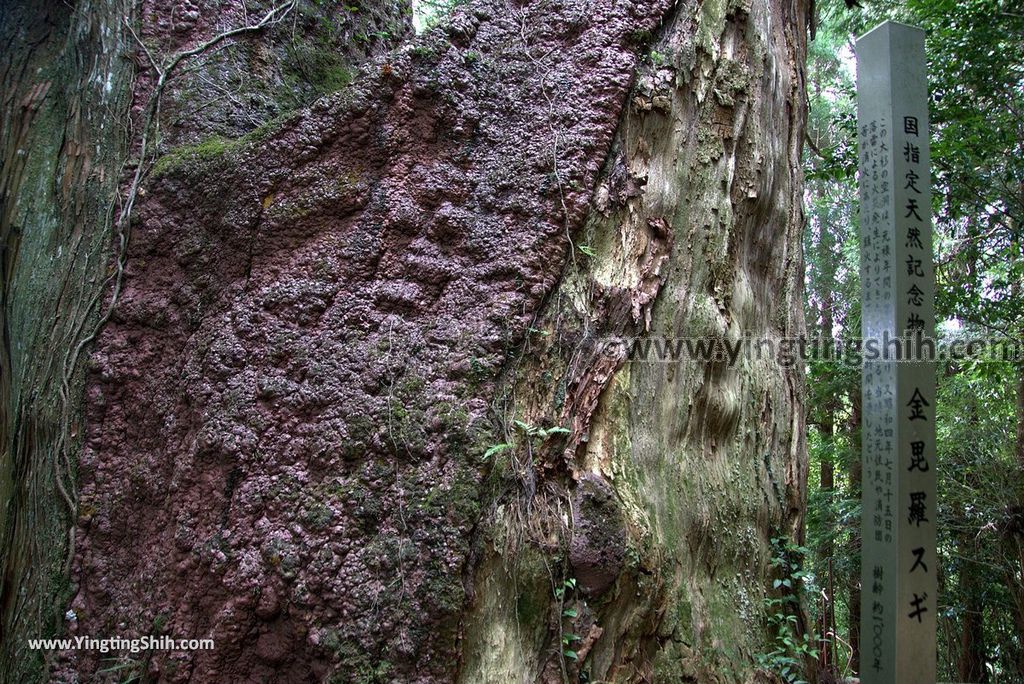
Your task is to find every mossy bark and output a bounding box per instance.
[1,3,135,680]
[2,0,806,681]
[0,2,411,680]
[458,0,810,680]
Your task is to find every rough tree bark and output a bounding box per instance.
[1,3,136,680]
[1,0,808,681]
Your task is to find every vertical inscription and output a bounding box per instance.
[857,21,937,684]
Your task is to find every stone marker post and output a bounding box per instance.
[857,21,937,684]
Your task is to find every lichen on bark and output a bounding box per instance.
[2,0,808,681]
[1,1,412,680]
[458,0,810,679]
[1,2,137,680]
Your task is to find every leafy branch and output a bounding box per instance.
[756,536,818,684]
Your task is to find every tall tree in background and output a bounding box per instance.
[1,0,810,681]
[802,8,862,677]
[803,0,1023,680]
[919,3,1024,676]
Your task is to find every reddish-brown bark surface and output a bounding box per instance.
[2,0,811,680]
[64,1,678,680]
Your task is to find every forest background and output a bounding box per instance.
[798,0,1023,681]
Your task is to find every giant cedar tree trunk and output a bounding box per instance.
[1,0,808,681]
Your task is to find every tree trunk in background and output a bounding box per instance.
[956,545,987,683]
[813,216,837,672]
[1,0,809,681]
[1012,363,1024,675]
[847,390,861,674]
[1016,363,1024,470]
[817,393,836,671]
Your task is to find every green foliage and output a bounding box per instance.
[555,577,582,663]
[410,44,436,59]
[482,442,512,459]
[757,537,818,684]
[149,113,293,179]
[649,49,669,66]
[802,25,863,680]
[515,420,570,441]
[804,1,1024,680]
[933,356,1023,679]
[354,29,393,43]
[554,575,577,600]
[811,0,1024,333]
[150,135,238,178]
[284,44,354,95]
[481,421,568,463]
[413,0,469,33]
